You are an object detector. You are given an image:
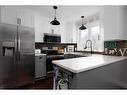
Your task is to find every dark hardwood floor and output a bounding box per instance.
[10,73,54,89]
[31,77,53,89]
[16,78,53,89]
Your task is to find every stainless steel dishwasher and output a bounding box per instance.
[35,54,46,79]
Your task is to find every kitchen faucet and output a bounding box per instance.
[84,40,93,54]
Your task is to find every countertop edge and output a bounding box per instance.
[53,55,127,73]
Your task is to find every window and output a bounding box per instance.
[78,29,89,50]
[78,25,102,51]
[81,29,88,45]
[91,26,100,40]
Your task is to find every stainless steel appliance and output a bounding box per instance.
[43,33,61,43]
[0,20,35,88]
[35,54,46,79]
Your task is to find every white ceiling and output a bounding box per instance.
[27,5,101,21]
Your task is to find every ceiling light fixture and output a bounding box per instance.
[79,16,87,30]
[50,6,60,25]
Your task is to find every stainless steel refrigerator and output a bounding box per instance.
[0,19,35,88]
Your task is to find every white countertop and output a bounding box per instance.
[35,53,46,56]
[52,54,127,73]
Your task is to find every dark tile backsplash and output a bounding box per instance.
[104,40,127,56]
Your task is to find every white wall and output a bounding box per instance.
[99,8,104,52]
[65,21,73,43]
[103,6,120,41]
[64,20,79,44]
[102,6,127,41]
[119,7,127,40]
[34,6,127,50]
[34,12,50,42]
[34,11,66,42]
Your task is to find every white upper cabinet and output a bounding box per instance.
[0,6,17,25]
[0,6,34,28]
[17,8,34,28]
[102,6,127,41]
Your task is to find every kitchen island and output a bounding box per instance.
[52,54,127,89]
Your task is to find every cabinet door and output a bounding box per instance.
[0,6,17,25]
[0,23,17,88]
[0,6,34,28]
[17,8,34,28]
[16,25,35,86]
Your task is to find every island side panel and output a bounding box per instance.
[71,59,127,89]
[53,64,77,89]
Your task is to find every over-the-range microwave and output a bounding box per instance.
[43,33,61,43]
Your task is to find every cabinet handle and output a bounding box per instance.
[39,57,42,59]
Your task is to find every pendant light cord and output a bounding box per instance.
[82,17,83,25]
[54,8,56,19]
[55,9,56,18]
[81,16,84,25]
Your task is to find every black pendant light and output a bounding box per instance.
[79,16,87,30]
[50,6,60,25]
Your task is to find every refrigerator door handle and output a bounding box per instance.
[14,34,18,62]
[17,18,21,61]
[14,35,17,53]
[18,32,21,61]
